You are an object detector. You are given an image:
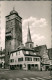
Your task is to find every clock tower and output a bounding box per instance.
[5,8,22,67]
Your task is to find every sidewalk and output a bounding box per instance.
[0,68,9,71]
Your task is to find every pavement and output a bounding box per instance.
[0,76,51,80]
[0,69,52,80]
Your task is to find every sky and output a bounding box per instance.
[0,1,51,50]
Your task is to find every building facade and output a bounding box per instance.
[9,24,41,70]
[48,48,52,70]
[9,46,41,70]
[33,45,50,71]
[5,9,22,67]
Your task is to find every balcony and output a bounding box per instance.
[6,32,12,39]
[0,54,5,58]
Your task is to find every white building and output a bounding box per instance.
[9,46,41,70]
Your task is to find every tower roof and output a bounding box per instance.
[10,8,18,15]
[27,26,32,43]
[6,8,22,19]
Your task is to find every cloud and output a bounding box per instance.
[22,16,47,46]
[22,16,47,28]
[32,34,45,42]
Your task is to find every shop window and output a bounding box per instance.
[35,64,38,67]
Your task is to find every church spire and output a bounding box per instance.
[27,23,32,43]
[25,23,34,48]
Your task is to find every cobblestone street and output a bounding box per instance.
[0,69,51,80]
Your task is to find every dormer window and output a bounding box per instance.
[7,17,9,19]
[30,44,32,48]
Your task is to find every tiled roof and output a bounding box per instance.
[33,45,47,51]
[11,46,35,53]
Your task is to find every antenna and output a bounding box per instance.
[13,7,15,10]
[28,22,29,28]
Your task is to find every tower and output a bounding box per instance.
[5,8,22,67]
[25,25,34,49]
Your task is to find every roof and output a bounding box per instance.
[24,54,41,57]
[6,9,22,19]
[11,46,34,53]
[33,45,47,52]
[27,26,32,43]
[10,9,18,15]
[10,45,42,58]
[48,48,52,60]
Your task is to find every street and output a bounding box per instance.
[0,69,51,80]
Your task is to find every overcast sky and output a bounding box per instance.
[0,1,51,49]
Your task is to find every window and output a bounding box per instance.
[37,58,39,61]
[16,52,17,55]
[25,57,32,61]
[33,58,36,61]
[12,53,13,56]
[30,44,32,48]
[18,51,20,55]
[10,59,14,63]
[29,57,32,61]
[18,57,23,62]
[36,58,37,61]
[33,58,39,61]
